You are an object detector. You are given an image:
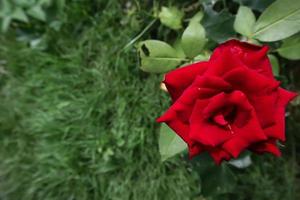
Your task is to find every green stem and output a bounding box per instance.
[122,19,157,51]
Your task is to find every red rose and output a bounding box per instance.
[157,39,297,164]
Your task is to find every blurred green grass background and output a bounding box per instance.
[0,1,299,199]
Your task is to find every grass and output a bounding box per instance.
[0,1,299,200]
[0,1,198,199]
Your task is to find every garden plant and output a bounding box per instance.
[1,0,300,200]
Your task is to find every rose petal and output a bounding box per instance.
[188,143,205,159]
[248,92,278,128]
[210,39,273,78]
[203,91,251,128]
[213,114,228,126]
[189,91,267,154]
[205,47,244,77]
[209,148,232,165]
[250,139,281,157]
[159,118,191,145]
[157,39,297,164]
[156,87,200,122]
[189,99,232,146]
[164,62,208,101]
[193,75,232,92]
[157,76,232,123]
[201,91,267,157]
[223,67,279,94]
[263,88,297,141]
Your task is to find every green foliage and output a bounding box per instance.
[254,0,300,41]
[194,52,211,62]
[0,0,65,32]
[159,123,187,161]
[202,7,235,43]
[181,21,207,58]
[278,33,300,60]
[234,6,256,38]
[189,11,204,24]
[233,0,275,12]
[1,0,300,200]
[268,54,280,76]
[234,156,299,200]
[192,154,237,198]
[135,0,300,198]
[202,164,237,197]
[158,6,184,30]
[27,4,47,21]
[0,2,199,199]
[138,40,184,73]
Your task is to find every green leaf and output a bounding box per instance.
[268,54,280,76]
[27,5,46,21]
[277,33,300,60]
[49,20,63,31]
[201,163,236,196]
[11,8,29,22]
[181,22,207,58]
[30,37,47,50]
[253,0,300,42]
[189,11,204,24]
[159,123,187,161]
[158,6,184,30]
[0,0,12,15]
[173,39,186,58]
[193,153,237,197]
[233,0,275,12]
[13,0,36,8]
[202,6,235,43]
[138,40,183,73]
[194,52,210,62]
[38,0,52,7]
[234,6,256,37]
[56,0,66,12]
[1,16,11,32]
[201,164,237,197]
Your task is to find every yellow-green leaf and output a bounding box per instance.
[159,123,187,161]
[189,11,204,24]
[234,6,256,37]
[158,7,184,30]
[181,22,207,58]
[138,40,183,73]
